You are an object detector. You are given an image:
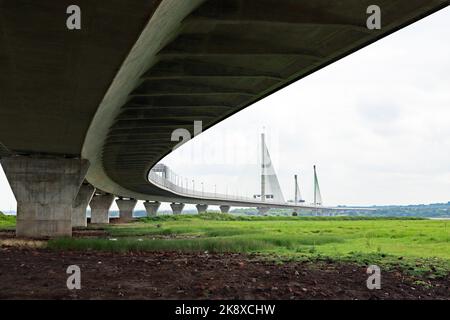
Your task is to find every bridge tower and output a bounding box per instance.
[294,174,298,205]
[260,133,266,202]
[255,132,285,203]
[292,174,303,216]
[313,165,322,206]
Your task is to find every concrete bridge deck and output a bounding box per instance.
[0,0,447,237]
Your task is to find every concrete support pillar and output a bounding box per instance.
[116,198,137,222]
[89,193,114,224]
[257,207,270,215]
[0,156,89,238]
[144,201,160,216]
[219,205,231,214]
[170,202,184,215]
[196,204,208,214]
[72,184,95,228]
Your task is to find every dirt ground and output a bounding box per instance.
[0,246,449,300]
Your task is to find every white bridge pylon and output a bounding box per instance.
[147,133,330,211]
[253,133,285,203]
[313,165,323,206]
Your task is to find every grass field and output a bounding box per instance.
[0,213,15,230]
[2,213,449,277]
[37,214,450,277]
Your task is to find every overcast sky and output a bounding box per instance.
[1,8,449,211]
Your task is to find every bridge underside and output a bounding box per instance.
[93,0,448,199]
[0,0,448,237]
[0,0,162,157]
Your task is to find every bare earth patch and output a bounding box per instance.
[0,247,448,300]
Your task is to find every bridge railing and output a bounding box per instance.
[147,163,323,208]
[148,165,261,202]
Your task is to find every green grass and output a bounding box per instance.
[0,212,15,230]
[45,213,450,277]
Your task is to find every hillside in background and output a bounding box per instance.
[2,202,450,218]
[233,202,450,218]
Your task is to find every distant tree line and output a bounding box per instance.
[231,202,450,218]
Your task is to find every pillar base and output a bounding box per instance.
[116,198,137,223]
[170,203,184,215]
[90,193,114,224]
[0,156,89,238]
[144,201,160,216]
[219,205,231,214]
[196,204,208,214]
[72,184,95,228]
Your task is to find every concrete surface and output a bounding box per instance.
[143,201,161,216]
[170,203,185,215]
[89,193,114,224]
[116,198,137,222]
[72,184,95,228]
[0,156,89,238]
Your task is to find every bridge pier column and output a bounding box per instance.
[257,207,270,216]
[219,205,231,214]
[144,201,160,216]
[196,204,208,214]
[116,198,137,222]
[170,203,184,215]
[72,184,95,228]
[89,193,114,224]
[0,156,89,238]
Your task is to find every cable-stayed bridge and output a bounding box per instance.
[0,0,444,237]
[146,133,328,214]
